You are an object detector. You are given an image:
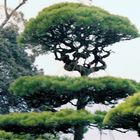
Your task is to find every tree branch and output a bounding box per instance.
[4,0,9,18]
[69,101,77,106]
[114,128,128,133]
[1,0,28,28]
[89,124,98,127]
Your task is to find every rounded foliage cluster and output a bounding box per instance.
[103,92,140,136]
[19,2,139,45]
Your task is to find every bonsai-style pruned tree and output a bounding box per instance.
[103,92,140,137]
[18,3,139,76]
[0,2,139,140]
[17,3,139,138]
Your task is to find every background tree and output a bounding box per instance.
[103,92,140,137]
[19,3,139,76]
[0,0,40,114]
[0,26,40,114]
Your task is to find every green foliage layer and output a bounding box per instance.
[103,92,140,136]
[0,130,59,140]
[0,109,97,134]
[19,2,139,46]
[10,75,139,108]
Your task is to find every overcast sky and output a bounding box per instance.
[0,0,140,139]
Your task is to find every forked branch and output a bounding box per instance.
[1,0,28,28]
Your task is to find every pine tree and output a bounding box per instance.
[0,2,139,140]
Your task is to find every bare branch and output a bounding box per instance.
[4,0,9,18]
[1,0,28,28]
[69,101,77,106]
[89,124,98,127]
[114,128,128,133]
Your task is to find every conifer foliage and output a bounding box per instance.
[104,92,140,136]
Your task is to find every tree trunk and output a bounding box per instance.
[74,98,86,140]
[74,125,85,140]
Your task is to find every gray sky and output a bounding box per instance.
[0,0,140,139]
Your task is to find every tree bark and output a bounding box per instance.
[74,125,85,140]
[74,98,86,140]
